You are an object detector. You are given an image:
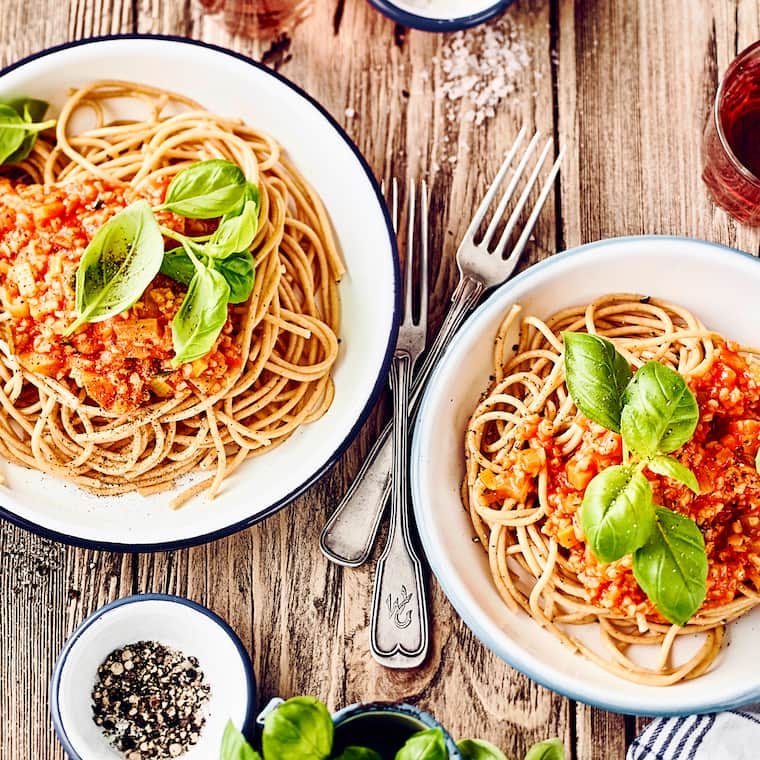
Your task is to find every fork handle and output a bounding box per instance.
[320,275,484,566]
[369,352,428,667]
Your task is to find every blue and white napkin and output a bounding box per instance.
[627,706,760,759]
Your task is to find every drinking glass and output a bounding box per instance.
[702,40,760,225]
[198,0,314,40]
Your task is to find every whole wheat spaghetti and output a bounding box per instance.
[0,81,343,509]
[464,294,760,684]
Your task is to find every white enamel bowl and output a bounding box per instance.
[50,594,256,760]
[411,236,760,715]
[0,36,398,550]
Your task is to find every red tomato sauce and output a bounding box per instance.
[0,178,241,413]
[484,345,760,620]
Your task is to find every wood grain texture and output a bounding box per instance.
[1,0,760,759]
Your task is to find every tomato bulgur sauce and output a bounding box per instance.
[485,344,760,622]
[0,178,241,413]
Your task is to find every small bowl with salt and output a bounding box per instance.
[367,0,514,31]
[50,594,256,760]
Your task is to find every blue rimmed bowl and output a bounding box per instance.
[0,35,399,551]
[367,0,514,32]
[411,235,760,715]
[50,594,256,759]
[332,701,462,758]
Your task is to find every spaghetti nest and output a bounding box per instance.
[464,294,760,685]
[0,81,343,509]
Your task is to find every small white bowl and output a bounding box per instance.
[50,594,256,759]
[412,235,760,715]
[367,0,514,31]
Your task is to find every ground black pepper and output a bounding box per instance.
[91,641,211,759]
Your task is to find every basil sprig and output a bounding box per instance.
[621,361,699,457]
[156,158,249,218]
[579,465,654,565]
[65,201,164,334]
[522,739,565,760]
[333,749,382,760]
[262,697,334,760]
[0,98,56,165]
[457,739,510,760]
[563,331,707,625]
[170,251,231,367]
[221,720,262,760]
[632,507,708,627]
[220,698,565,760]
[563,332,631,432]
[66,159,259,367]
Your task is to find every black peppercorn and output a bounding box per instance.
[91,641,211,759]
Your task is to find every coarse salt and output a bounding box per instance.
[435,20,530,128]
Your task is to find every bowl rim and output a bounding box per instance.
[0,33,400,553]
[367,0,514,32]
[411,234,760,716]
[49,593,258,760]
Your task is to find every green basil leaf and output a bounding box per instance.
[220,719,262,760]
[216,250,256,304]
[262,696,333,760]
[5,97,49,122]
[755,448,760,474]
[0,104,28,164]
[3,99,51,163]
[580,465,655,564]
[523,739,565,760]
[632,506,708,626]
[395,728,447,760]
[227,181,261,218]
[159,247,196,286]
[457,738,510,760]
[620,361,699,457]
[333,748,383,760]
[65,200,164,334]
[562,332,632,433]
[647,455,700,494]
[161,158,247,219]
[171,262,230,367]
[206,199,259,259]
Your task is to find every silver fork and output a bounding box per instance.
[320,128,565,567]
[369,178,429,669]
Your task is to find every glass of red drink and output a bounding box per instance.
[702,40,760,226]
[198,0,313,40]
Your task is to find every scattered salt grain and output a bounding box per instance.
[435,20,530,128]
[344,107,356,119]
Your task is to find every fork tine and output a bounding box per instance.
[418,179,429,330]
[480,130,542,250]
[492,137,554,258]
[507,145,566,264]
[459,125,527,246]
[405,179,416,321]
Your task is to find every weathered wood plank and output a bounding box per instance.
[1,3,135,759]
[0,527,133,759]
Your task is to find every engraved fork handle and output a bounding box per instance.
[320,275,484,567]
[369,352,428,667]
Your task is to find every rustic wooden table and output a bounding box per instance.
[1,1,759,758]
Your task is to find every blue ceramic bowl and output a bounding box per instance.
[332,702,462,758]
[367,0,514,32]
[50,594,256,759]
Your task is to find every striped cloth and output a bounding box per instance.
[627,707,760,759]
